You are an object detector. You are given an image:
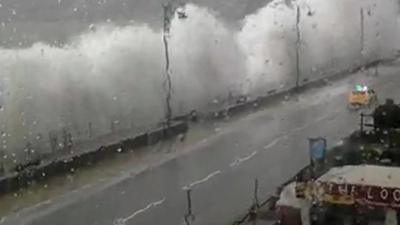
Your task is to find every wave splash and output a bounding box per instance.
[0,0,399,164]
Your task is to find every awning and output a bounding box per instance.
[276,182,302,209]
[315,165,400,208]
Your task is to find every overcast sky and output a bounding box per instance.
[0,0,272,47]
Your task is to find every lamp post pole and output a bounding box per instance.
[295,5,301,89]
[162,2,176,131]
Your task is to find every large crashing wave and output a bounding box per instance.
[238,0,400,94]
[0,0,399,165]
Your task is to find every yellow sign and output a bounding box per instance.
[296,182,354,205]
[348,92,369,105]
[323,194,354,205]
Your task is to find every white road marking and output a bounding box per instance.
[183,170,221,190]
[264,136,287,150]
[32,199,52,209]
[230,151,258,168]
[114,198,166,225]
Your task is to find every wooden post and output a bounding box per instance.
[253,178,260,208]
[88,122,93,139]
[110,121,115,133]
[360,113,364,133]
[184,189,195,225]
[0,150,4,175]
[186,189,192,216]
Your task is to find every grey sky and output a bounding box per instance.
[0,0,271,47]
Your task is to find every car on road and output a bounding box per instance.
[348,84,378,110]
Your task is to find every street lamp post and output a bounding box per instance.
[295,5,301,89]
[360,7,365,56]
[162,2,175,131]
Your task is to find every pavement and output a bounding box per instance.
[2,61,400,225]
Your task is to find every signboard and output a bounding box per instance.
[308,138,327,178]
[323,193,354,205]
[309,138,327,162]
[319,182,400,208]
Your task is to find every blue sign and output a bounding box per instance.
[309,138,327,161]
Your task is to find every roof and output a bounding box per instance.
[276,182,302,208]
[317,165,400,188]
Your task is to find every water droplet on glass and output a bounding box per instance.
[89,24,95,31]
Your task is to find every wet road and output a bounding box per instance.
[3,62,400,225]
